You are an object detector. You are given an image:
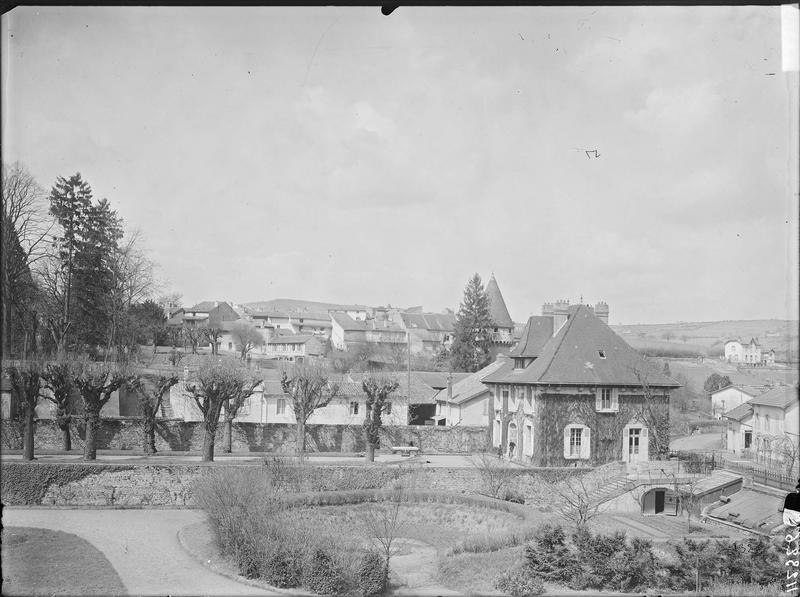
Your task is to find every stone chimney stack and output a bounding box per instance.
[594,301,609,324]
[542,300,571,336]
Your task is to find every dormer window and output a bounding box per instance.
[598,350,606,359]
[514,358,525,369]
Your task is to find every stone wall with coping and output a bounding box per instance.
[0,419,489,454]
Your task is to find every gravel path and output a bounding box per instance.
[1,509,275,596]
[389,538,461,596]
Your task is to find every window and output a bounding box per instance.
[514,358,525,369]
[765,414,771,433]
[595,388,617,412]
[276,399,286,415]
[385,402,392,415]
[601,389,612,409]
[564,424,591,459]
[570,428,582,457]
[228,342,233,350]
[744,430,752,449]
[350,401,359,415]
[525,386,533,410]
[501,388,509,405]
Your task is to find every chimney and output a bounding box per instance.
[594,301,609,324]
[447,372,453,402]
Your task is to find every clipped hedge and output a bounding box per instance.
[0,462,136,505]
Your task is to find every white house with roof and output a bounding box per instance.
[433,358,507,428]
[749,385,799,467]
[482,305,680,466]
[725,338,776,366]
[710,384,768,419]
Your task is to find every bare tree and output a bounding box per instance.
[545,471,604,528]
[280,359,340,461]
[74,360,133,460]
[185,358,259,461]
[230,321,264,360]
[1,162,52,357]
[128,368,179,455]
[204,326,224,356]
[664,471,702,532]
[220,371,262,453]
[469,451,519,499]
[774,434,800,476]
[183,324,205,354]
[361,487,407,590]
[362,375,400,462]
[40,360,78,451]
[5,359,44,460]
[633,366,671,459]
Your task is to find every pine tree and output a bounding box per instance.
[450,273,494,372]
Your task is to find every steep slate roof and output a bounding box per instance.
[485,275,513,328]
[748,385,798,409]
[434,358,508,405]
[483,305,680,387]
[187,301,218,313]
[724,402,753,422]
[509,316,554,358]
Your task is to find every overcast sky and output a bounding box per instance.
[3,6,798,325]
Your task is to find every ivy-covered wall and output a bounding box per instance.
[527,391,669,467]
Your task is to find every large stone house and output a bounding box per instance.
[710,384,768,419]
[482,305,679,466]
[330,311,407,351]
[399,311,456,355]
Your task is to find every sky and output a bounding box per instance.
[2,6,798,325]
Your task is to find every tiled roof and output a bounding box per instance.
[434,358,508,405]
[748,385,798,410]
[485,275,513,328]
[724,402,753,422]
[187,301,219,313]
[710,384,767,398]
[293,311,332,322]
[707,488,783,533]
[482,305,680,387]
[509,316,553,358]
[250,311,291,319]
[268,334,316,345]
[331,312,367,331]
[412,371,470,390]
[400,312,455,333]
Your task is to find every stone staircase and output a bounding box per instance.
[590,474,637,506]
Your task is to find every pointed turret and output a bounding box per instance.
[486,274,513,329]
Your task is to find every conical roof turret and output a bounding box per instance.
[486,274,513,328]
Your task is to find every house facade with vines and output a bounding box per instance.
[482,304,680,467]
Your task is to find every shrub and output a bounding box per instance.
[570,527,627,590]
[358,550,387,597]
[495,565,545,596]
[449,525,538,555]
[304,548,347,595]
[263,546,304,588]
[524,523,578,583]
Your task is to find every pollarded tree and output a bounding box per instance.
[204,326,224,356]
[128,369,180,455]
[185,358,260,461]
[74,360,133,460]
[229,321,264,360]
[281,359,340,461]
[450,273,494,372]
[40,360,78,451]
[220,368,261,453]
[6,359,44,461]
[361,375,400,462]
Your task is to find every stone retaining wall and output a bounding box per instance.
[0,461,586,507]
[0,419,489,454]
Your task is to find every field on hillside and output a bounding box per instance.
[612,319,799,362]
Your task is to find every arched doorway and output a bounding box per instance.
[508,422,518,458]
[641,487,679,515]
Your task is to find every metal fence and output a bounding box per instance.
[670,449,799,492]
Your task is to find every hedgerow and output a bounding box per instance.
[0,462,136,505]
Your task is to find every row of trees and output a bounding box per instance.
[2,162,164,360]
[5,355,400,463]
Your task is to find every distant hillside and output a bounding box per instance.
[242,298,371,314]
[612,319,799,362]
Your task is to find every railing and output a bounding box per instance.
[670,450,798,492]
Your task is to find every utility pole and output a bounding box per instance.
[407,330,412,423]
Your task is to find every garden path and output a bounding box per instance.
[389,538,462,596]
[1,508,275,596]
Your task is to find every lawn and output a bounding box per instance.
[1,526,126,596]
